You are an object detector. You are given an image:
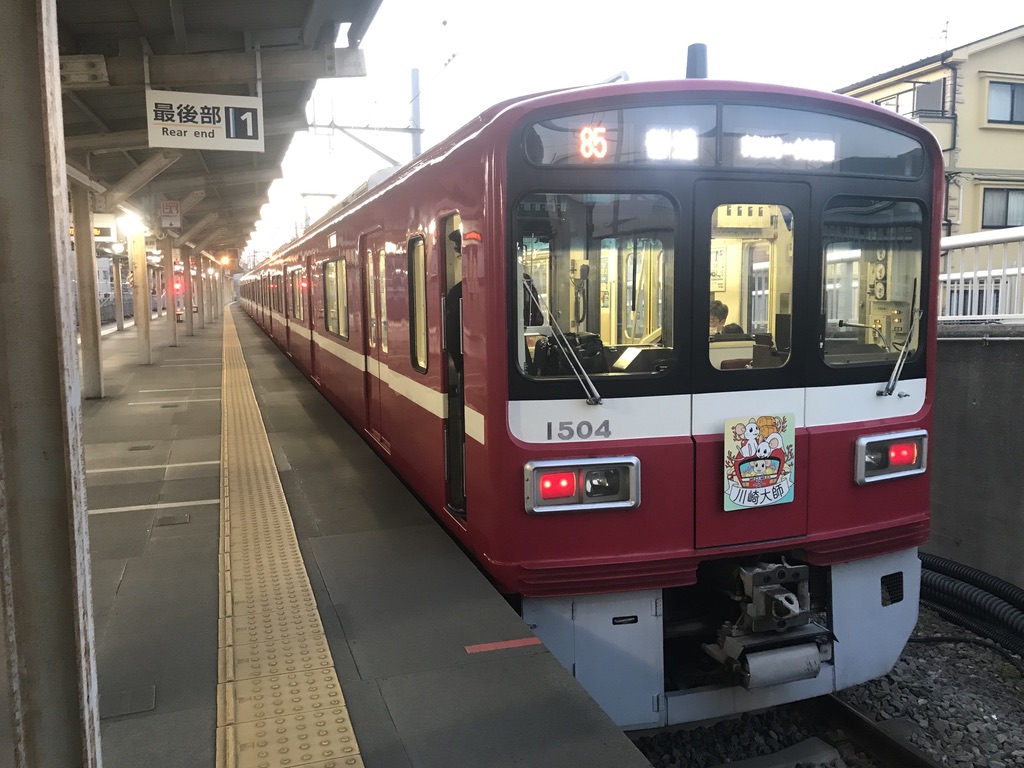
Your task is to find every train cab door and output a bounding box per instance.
[441,214,466,516]
[361,233,389,450]
[691,181,811,549]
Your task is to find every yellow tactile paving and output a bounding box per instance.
[217,668,347,726]
[217,312,360,768]
[216,709,364,768]
[219,636,335,683]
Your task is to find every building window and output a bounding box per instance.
[982,189,1024,228]
[876,80,943,118]
[988,82,1024,124]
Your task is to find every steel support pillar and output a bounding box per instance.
[0,0,103,765]
[196,261,207,330]
[130,231,152,363]
[184,247,195,337]
[166,244,178,346]
[112,256,125,330]
[71,181,104,398]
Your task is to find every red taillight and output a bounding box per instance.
[888,442,918,466]
[855,430,928,485]
[539,471,577,500]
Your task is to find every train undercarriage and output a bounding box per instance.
[522,546,920,729]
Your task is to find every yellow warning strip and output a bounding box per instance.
[216,311,364,768]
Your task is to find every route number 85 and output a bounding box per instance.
[546,420,612,440]
[579,126,608,159]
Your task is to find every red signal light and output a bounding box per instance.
[173,281,182,291]
[539,471,577,500]
[888,442,918,466]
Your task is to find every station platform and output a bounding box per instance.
[84,305,651,768]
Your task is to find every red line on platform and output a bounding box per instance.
[465,637,543,654]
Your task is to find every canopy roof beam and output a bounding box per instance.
[94,150,181,212]
[60,46,365,91]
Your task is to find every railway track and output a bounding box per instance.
[812,694,948,768]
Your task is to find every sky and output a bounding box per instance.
[243,1,1024,259]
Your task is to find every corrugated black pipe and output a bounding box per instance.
[921,570,1024,637]
[921,599,1024,660]
[920,552,1024,612]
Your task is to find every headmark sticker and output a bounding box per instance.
[724,414,795,510]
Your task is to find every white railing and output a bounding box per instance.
[939,226,1024,322]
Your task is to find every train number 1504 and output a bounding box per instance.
[545,420,612,441]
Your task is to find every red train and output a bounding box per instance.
[241,78,941,729]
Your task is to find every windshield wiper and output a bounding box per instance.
[878,281,920,397]
[525,276,602,405]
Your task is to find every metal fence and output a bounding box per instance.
[99,295,133,324]
[939,226,1024,323]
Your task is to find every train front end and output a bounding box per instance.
[477,81,941,729]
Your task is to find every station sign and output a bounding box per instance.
[146,89,264,153]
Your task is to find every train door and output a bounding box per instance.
[308,256,320,383]
[286,264,303,357]
[441,213,466,516]
[361,232,389,449]
[691,181,810,549]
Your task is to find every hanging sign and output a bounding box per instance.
[160,200,181,229]
[146,89,264,152]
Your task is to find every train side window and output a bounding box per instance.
[338,259,349,338]
[366,256,376,349]
[821,198,923,366]
[408,236,428,372]
[289,266,304,322]
[378,248,388,353]
[708,203,793,371]
[323,259,349,338]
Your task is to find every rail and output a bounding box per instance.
[811,695,947,768]
[939,225,1024,323]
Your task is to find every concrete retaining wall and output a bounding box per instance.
[927,324,1024,587]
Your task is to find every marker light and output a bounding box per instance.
[888,442,918,466]
[539,471,577,500]
[854,430,927,485]
[525,457,640,514]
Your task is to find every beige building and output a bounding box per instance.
[837,25,1024,237]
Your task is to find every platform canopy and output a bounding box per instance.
[57,0,382,254]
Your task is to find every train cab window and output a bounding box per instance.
[323,258,349,338]
[408,236,427,371]
[821,198,923,366]
[708,203,793,371]
[514,192,675,378]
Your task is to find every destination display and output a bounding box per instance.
[525,102,925,177]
